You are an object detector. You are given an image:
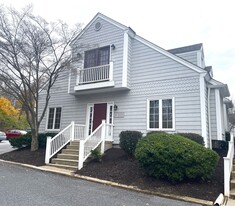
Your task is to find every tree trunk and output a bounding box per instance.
[31,128,39,151]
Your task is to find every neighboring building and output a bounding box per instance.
[39,13,231,149]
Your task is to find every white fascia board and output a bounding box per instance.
[200,73,208,147]
[215,89,223,140]
[208,80,230,97]
[74,81,115,91]
[134,35,207,74]
[209,78,225,86]
[122,31,128,87]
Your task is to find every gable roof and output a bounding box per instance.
[168,43,202,54]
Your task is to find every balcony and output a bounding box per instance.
[74,62,114,92]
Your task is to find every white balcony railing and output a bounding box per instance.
[77,62,113,85]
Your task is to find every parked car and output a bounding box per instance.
[0,131,7,142]
[5,130,27,139]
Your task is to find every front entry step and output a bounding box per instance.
[51,158,78,166]
[48,163,78,171]
[47,141,79,171]
[57,154,78,160]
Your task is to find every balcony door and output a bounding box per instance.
[84,46,110,68]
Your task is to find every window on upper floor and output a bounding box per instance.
[84,46,110,68]
[47,107,62,130]
[147,98,175,130]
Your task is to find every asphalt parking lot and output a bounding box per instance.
[0,140,16,154]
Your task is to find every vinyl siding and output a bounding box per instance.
[131,40,198,83]
[209,89,217,140]
[38,70,79,131]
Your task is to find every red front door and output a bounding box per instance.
[92,103,107,131]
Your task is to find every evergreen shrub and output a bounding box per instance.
[135,133,219,182]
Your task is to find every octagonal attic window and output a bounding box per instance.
[95,22,102,31]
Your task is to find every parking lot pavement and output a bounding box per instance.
[0,162,202,206]
[0,140,16,154]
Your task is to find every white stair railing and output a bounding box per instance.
[224,129,234,197]
[74,124,86,140]
[78,120,106,170]
[45,121,85,164]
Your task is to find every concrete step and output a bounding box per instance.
[61,149,79,155]
[231,179,235,189]
[232,171,235,179]
[70,141,80,146]
[57,153,78,160]
[48,163,77,171]
[230,188,235,199]
[66,145,79,150]
[51,158,78,166]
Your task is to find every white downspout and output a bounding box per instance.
[207,87,212,149]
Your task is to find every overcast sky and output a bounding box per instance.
[1,0,235,99]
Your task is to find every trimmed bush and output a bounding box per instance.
[179,133,204,146]
[119,130,142,156]
[9,135,31,148]
[9,132,57,149]
[212,140,228,150]
[135,133,219,183]
[147,131,166,135]
[225,131,230,141]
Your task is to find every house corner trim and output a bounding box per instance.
[200,73,207,147]
[215,89,222,140]
[122,30,128,87]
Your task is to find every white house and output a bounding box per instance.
[39,13,231,169]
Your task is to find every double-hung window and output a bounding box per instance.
[148,98,175,130]
[47,107,62,130]
[84,46,110,68]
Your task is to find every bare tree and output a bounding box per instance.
[0,5,81,151]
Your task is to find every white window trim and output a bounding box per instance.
[45,107,62,132]
[147,97,175,131]
[86,104,94,137]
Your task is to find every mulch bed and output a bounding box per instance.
[0,147,45,166]
[0,146,226,201]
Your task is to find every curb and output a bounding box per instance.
[0,159,213,206]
